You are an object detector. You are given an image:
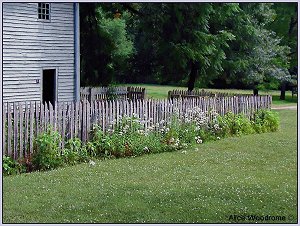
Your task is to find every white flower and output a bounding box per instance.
[196,138,203,144]
[143,147,149,152]
[195,148,199,151]
[181,150,187,154]
[89,160,96,166]
[217,137,221,140]
[137,130,144,135]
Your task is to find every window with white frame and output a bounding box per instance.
[38,3,50,20]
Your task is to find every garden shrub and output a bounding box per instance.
[3,156,26,176]
[253,109,279,133]
[32,127,63,171]
[90,126,116,158]
[62,138,89,165]
[217,112,255,136]
[84,141,97,157]
[197,127,216,142]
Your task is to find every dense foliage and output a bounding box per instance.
[80,3,296,92]
[3,109,279,175]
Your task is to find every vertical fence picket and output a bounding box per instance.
[102,101,106,131]
[62,102,66,148]
[56,102,61,137]
[29,102,34,156]
[70,102,74,139]
[49,102,54,129]
[74,101,78,138]
[65,102,70,140]
[94,100,97,127]
[110,100,114,130]
[24,102,29,158]
[78,101,83,139]
[108,100,111,130]
[7,103,12,157]
[13,102,18,160]
[34,102,39,137]
[116,100,120,127]
[82,100,86,142]
[143,100,148,130]
[86,100,91,141]
[18,102,24,159]
[3,103,7,156]
[100,101,104,132]
[54,102,58,132]
[40,102,44,134]
[44,103,48,130]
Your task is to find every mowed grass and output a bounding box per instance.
[124,83,298,106]
[3,109,297,223]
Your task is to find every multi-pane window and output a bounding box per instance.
[38,3,50,20]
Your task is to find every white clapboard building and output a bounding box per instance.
[3,2,80,104]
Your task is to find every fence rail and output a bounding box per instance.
[80,86,146,101]
[168,89,258,99]
[3,95,271,160]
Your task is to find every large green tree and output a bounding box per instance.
[132,3,236,91]
[80,3,134,86]
[215,3,291,94]
[80,3,294,93]
[269,3,297,99]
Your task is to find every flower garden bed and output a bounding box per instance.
[3,108,279,175]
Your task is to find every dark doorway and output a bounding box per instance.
[42,69,56,106]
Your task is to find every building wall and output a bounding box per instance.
[3,3,75,102]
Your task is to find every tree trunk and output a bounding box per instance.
[253,82,259,96]
[280,82,286,100]
[253,88,259,96]
[187,61,199,92]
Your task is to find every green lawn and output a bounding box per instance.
[124,83,298,106]
[3,109,297,223]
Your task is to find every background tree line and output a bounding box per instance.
[80,2,297,97]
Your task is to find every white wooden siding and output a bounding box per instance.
[3,3,75,102]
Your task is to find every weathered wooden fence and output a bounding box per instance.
[80,86,146,101]
[3,95,271,160]
[168,89,257,99]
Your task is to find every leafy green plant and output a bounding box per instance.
[126,132,165,156]
[84,141,97,157]
[32,127,63,171]
[216,112,255,136]
[62,138,89,165]
[89,126,114,158]
[253,110,280,133]
[3,156,25,176]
